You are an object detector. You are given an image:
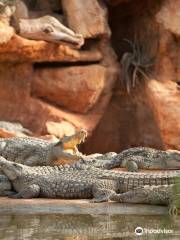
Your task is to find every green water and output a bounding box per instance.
[0,214,179,240]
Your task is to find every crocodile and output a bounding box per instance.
[0,156,178,207]
[0,173,11,196]
[0,0,84,47]
[83,147,180,172]
[0,129,87,166]
[0,121,32,137]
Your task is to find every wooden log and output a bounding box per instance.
[62,0,111,38]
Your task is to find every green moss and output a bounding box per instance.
[173,177,180,207]
[169,176,180,215]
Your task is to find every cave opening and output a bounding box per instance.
[81,0,166,154]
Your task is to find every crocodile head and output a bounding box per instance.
[62,129,87,150]
[166,150,180,169]
[17,15,84,47]
[0,157,24,180]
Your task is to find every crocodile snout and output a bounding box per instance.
[18,16,85,47]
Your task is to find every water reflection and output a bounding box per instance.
[0,214,179,240]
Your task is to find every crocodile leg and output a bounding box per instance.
[126,160,139,172]
[120,156,147,172]
[9,184,40,199]
[24,156,40,166]
[110,185,173,205]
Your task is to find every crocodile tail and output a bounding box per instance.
[99,170,178,191]
[119,171,177,192]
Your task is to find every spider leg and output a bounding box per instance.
[132,65,138,87]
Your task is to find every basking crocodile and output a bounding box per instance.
[0,129,87,166]
[1,0,84,46]
[83,147,180,172]
[0,174,11,196]
[0,121,32,137]
[0,156,178,207]
[0,131,179,170]
[13,15,84,47]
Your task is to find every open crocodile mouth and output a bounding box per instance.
[57,38,81,45]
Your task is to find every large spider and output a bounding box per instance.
[120,38,156,93]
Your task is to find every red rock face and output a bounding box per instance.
[32,65,107,113]
[0,62,114,134]
[82,83,165,154]
[0,35,102,63]
[62,0,111,38]
[0,1,118,137]
[147,80,180,150]
[156,0,180,36]
[0,0,179,152]
[82,0,180,153]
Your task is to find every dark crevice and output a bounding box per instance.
[108,0,164,59]
[33,61,101,69]
[177,82,180,90]
[81,0,166,153]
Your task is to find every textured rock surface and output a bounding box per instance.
[154,29,178,83]
[82,0,180,153]
[147,80,180,150]
[82,83,165,153]
[0,0,117,136]
[0,21,14,44]
[0,0,179,153]
[32,65,106,113]
[46,121,76,138]
[0,3,15,44]
[0,35,102,63]
[0,62,113,134]
[177,39,180,83]
[156,0,180,36]
[62,0,110,38]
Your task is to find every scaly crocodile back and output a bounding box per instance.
[0,137,54,164]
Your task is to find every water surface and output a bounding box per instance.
[0,214,179,240]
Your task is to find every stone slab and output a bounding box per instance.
[0,197,167,215]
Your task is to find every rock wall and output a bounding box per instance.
[0,0,179,152]
[82,0,180,153]
[0,0,118,136]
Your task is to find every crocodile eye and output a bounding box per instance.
[43,26,54,34]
